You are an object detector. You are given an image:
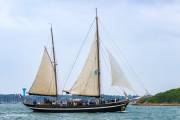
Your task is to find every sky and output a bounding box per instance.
[0,0,180,95]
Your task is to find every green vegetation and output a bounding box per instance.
[144,88,180,103]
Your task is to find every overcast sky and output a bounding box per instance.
[0,0,180,95]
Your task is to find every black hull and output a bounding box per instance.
[24,101,129,113]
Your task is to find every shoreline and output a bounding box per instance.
[133,103,180,106]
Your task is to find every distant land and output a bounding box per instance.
[136,88,180,106]
[0,94,137,104]
[0,94,22,104]
[1,88,180,105]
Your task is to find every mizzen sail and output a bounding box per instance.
[29,48,57,96]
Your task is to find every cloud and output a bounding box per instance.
[0,0,180,94]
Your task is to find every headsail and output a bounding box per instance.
[108,51,134,91]
[68,34,100,96]
[29,48,57,96]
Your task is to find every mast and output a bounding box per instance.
[50,25,58,97]
[95,8,101,97]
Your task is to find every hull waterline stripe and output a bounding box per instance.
[29,104,126,111]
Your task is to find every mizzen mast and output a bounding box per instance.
[95,8,101,96]
[50,25,58,97]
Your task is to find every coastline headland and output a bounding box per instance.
[134,88,180,106]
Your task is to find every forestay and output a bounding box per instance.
[68,34,100,96]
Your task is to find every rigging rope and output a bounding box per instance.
[62,19,96,92]
[99,18,149,95]
[100,43,111,94]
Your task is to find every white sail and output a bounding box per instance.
[108,51,134,91]
[68,35,100,96]
[29,48,57,96]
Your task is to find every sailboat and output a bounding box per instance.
[23,9,132,112]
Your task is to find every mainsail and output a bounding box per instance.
[68,34,100,96]
[29,48,57,96]
[66,8,133,96]
[108,51,134,91]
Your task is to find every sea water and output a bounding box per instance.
[0,104,179,120]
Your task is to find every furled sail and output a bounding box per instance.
[68,35,100,96]
[29,48,57,96]
[108,51,134,91]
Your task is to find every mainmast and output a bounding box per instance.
[65,9,102,97]
[50,25,58,97]
[95,8,101,97]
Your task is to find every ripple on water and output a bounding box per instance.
[0,104,180,120]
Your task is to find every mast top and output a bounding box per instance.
[49,22,52,27]
[95,8,98,18]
